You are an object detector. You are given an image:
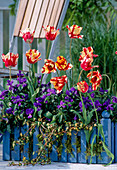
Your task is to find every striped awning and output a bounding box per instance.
[13,0,66,38]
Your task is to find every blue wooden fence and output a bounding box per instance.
[3,111,117,163]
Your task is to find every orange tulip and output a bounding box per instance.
[20,28,35,44]
[66,25,83,39]
[2,52,19,67]
[55,56,73,71]
[77,81,89,93]
[41,59,56,74]
[87,70,102,90]
[50,75,67,93]
[26,49,41,64]
[42,26,59,41]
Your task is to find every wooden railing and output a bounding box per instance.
[3,111,117,163]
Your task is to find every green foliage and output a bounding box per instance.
[63,0,117,28]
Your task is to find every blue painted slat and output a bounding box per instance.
[77,131,81,163]
[60,133,67,162]
[68,130,77,163]
[111,122,115,163]
[33,126,39,159]
[11,127,20,161]
[21,125,29,160]
[88,127,97,164]
[50,136,58,162]
[98,116,111,164]
[115,122,117,163]
[80,130,87,163]
[3,131,10,160]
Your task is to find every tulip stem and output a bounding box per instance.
[33,64,35,84]
[56,70,59,77]
[46,41,51,59]
[29,43,31,49]
[69,39,73,86]
[78,69,83,83]
[9,67,12,82]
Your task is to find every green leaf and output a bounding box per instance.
[70,109,84,122]
[84,129,92,143]
[102,141,114,166]
[59,114,63,123]
[98,124,105,142]
[90,134,97,164]
[23,72,34,102]
[44,111,52,119]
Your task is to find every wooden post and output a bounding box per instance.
[68,130,77,163]
[60,133,67,162]
[11,127,20,161]
[98,111,111,164]
[115,122,117,163]
[33,126,39,159]
[111,122,115,163]
[3,131,10,160]
[21,125,29,160]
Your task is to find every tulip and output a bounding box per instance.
[50,75,67,93]
[77,81,89,93]
[20,28,35,44]
[66,25,83,39]
[79,47,98,62]
[42,26,59,41]
[26,49,41,64]
[55,56,73,71]
[115,51,117,55]
[2,52,19,67]
[87,70,102,90]
[41,59,56,74]
[80,58,99,71]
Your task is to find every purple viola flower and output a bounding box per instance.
[17,70,24,77]
[87,86,93,93]
[47,88,56,94]
[2,117,8,122]
[6,107,13,114]
[79,101,82,108]
[26,108,34,115]
[66,90,70,95]
[73,115,77,120]
[90,93,95,98]
[106,104,114,111]
[94,100,102,108]
[7,80,14,91]
[28,114,32,119]
[103,99,111,106]
[46,118,51,121]
[99,88,108,94]
[57,101,66,109]
[97,107,102,112]
[0,90,8,98]
[68,103,72,107]
[112,96,117,103]
[0,103,3,108]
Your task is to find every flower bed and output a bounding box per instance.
[0,25,117,166]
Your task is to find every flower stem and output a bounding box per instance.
[33,64,35,84]
[56,69,59,77]
[46,41,51,59]
[69,39,73,86]
[78,69,83,83]
[9,67,11,81]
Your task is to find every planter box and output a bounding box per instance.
[3,111,117,164]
